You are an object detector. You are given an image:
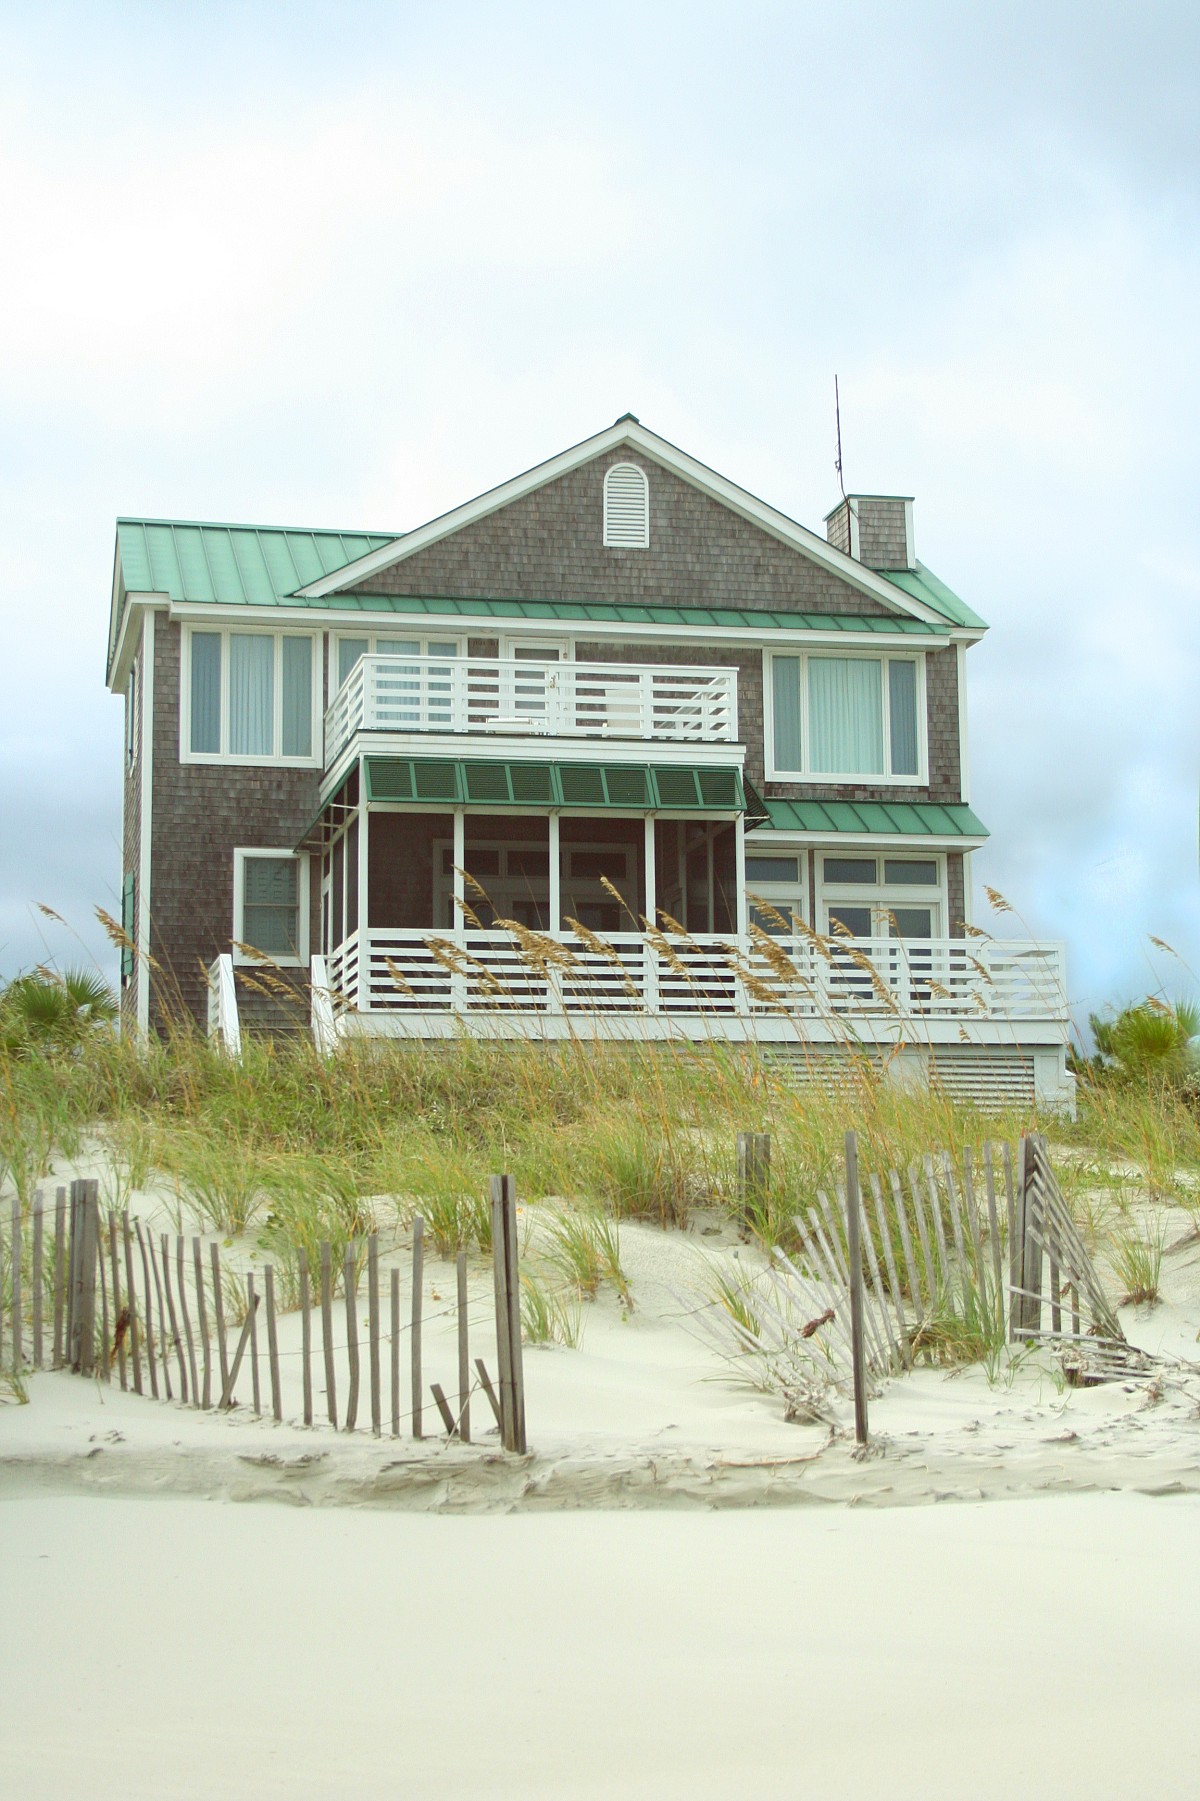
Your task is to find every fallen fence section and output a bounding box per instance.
[1,1174,527,1447]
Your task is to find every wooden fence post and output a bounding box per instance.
[175,1237,199,1405]
[247,1274,261,1416]
[72,1181,101,1376]
[411,1216,424,1440]
[1021,1134,1045,1336]
[299,1246,313,1427]
[52,1187,67,1369]
[389,1265,400,1439]
[209,1241,227,1401]
[11,1194,23,1369]
[457,1249,470,1445]
[32,1191,44,1369]
[489,1174,526,1455]
[320,1241,337,1428]
[1007,1139,1024,1343]
[843,1131,869,1448]
[219,1291,260,1409]
[192,1239,211,1409]
[736,1131,771,1226]
[343,1246,360,1432]
[367,1233,381,1438]
[264,1265,282,1422]
[108,1211,126,1389]
[123,1211,142,1395]
[160,1233,187,1402]
[136,1218,160,1398]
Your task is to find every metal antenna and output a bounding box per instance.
[834,374,847,500]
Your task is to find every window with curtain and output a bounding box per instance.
[187,630,316,761]
[769,653,921,779]
[239,855,302,959]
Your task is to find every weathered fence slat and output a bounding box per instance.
[1008,1138,1026,1342]
[475,1357,502,1429]
[11,1194,22,1368]
[923,1154,948,1269]
[247,1274,261,1416]
[31,1191,44,1368]
[123,1211,142,1394]
[97,1227,110,1381]
[981,1142,1005,1319]
[489,1179,515,1450]
[501,1177,526,1453]
[343,1247,360,1433]
[456,1249,471,1444]
[52,1187,67,1369]
[940,1153,969,1289]
[411,1216,424,1441]
[367,1233,381,1438]
[219,1291,261,1409]
[736,1130,771,1226]
[853,1179,898,1369]
[320,1241,337,1429]
[264,1265,282,1423]
[108,1210,126,1388]
[389,1264,400,1439]
[961,1148,988,1297]
[210,1241,228,1399]
[192,1239,212,1409]
[136,1218,161,1398]
[430,1382,457,1438]
[907,1162,937,1303]
[299,1247,313,1427]
[175,1237,199,1406]
[867,1172,911,1368]
[843,1132,869,1447]
[887,1168,923,1318]
[159,1233,187,1402]
[74,1182,101,1377]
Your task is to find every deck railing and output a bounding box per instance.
[325,930,1068,1027]
[324,654,739,767]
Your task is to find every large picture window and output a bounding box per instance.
[184,629,318,763]
[767,652,923,781]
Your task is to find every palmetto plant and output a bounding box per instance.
[0,967,117,1057]
[1088,998,1199,1089]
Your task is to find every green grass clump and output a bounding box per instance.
[520,1269,583,1348]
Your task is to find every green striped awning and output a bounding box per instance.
[758,800,988,838]
[363,757,745,812]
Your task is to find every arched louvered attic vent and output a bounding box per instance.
[603,462,649,548]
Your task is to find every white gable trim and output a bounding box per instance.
[294,420,943,625]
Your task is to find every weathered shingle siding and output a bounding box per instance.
[947,853,966,934]
[148,620,322,1031]
[351,449,895,616]
[856,499,909,570]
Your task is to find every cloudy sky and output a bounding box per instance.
[1,0,1197,1034]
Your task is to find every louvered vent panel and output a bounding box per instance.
[603,463,650,548]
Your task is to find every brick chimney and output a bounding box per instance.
[824,494,915,571]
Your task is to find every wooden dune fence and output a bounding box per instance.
[0,1174,528,1453]
[731,1127,1145,1440]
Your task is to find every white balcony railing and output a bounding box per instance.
[325,931,1068,1028]
[324,654,739,768]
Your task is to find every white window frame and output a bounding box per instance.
[603,462,650,548]
[329,631,465,699]
[816,850,946,939]
[763,649,928,785]
[125,657,140,771]
[233,848,310,967]
[743,851,808,937]
[181,627,321,767]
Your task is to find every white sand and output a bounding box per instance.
[3,1492,1198,1799]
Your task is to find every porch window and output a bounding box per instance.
[185,630,317,763]
[234,851,308,964]
[818,852,943,939]
[745,854,806,936]
[767,653,923,781]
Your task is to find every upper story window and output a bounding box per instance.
[183,628,318,765]
[767,651,924,783]
[603,463,649,548]
[334,633,462,693]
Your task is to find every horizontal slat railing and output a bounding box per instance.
[327,930,1067,1024]
[324,655,739,765]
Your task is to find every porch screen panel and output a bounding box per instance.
[281,637,313,757]
[345,818,359,936]
[229,633,274,756]
[888,659,918,776]
[190,632,221,754]
[771,656,803,771]
[808,657,883,774]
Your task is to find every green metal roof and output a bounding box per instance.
[363,757,746,813]
[116,519,396,606]
[320,594,948,634]
[759,800,988,838]
[880,563,986,631]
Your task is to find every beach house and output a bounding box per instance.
[105,416,1073,1107]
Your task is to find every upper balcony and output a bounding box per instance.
[324,653,740,773]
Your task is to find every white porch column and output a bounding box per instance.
[548,812,561,934]
[644,815,659,1014]
[451,806,466,1012]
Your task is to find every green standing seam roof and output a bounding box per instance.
[116,520,396,606]
[880,563,987,631]
[115,519,981,631]
[759,800,989,838]
[361,758,746,813]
